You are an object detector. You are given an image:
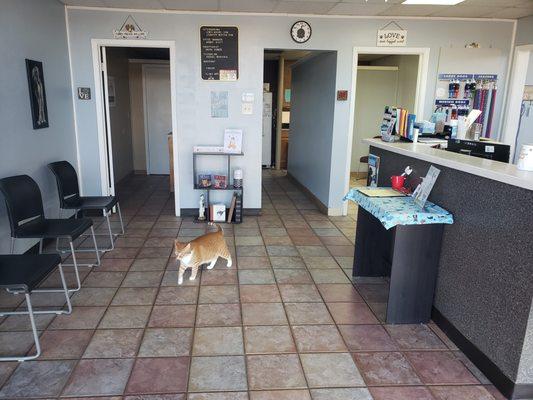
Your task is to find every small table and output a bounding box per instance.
[344,187,453,324]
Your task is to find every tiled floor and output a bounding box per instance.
[0,171,506,399]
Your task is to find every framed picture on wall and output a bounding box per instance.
[25,59,49,130]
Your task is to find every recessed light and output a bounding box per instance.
[402,0,465,4]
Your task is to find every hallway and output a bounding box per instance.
[0,171,503,399]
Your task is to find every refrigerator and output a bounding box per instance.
[262,92,273,167]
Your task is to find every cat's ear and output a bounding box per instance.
[183,243,191,253]
[174,241,185,254]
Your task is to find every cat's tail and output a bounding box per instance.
[208,222,222,232]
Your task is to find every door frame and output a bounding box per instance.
[142,63,171,175]
[90,38,181,215]
[501,44,533,157]
[342,46,430,215]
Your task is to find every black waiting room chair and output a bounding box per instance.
[0,254,72,361]
[48,161,124,251]
[0,175,100,292]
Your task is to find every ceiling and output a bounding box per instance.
[59,0,533,19]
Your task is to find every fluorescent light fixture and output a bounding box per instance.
[402,0,465,4]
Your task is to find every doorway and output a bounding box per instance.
[350,54,420,186]
[91,39,180,214]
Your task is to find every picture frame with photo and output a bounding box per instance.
[25,59,49,130]
[224,129,243,153]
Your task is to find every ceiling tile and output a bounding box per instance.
[103,0,164,9]
[159,0,219,11]
[60,0,109,6]
[378,4,447,16]
[461,0,532,6]
[328,3,393,15]
[429,5,504,17]
[219,0,279,12]
[484,5,533,17]
[273,1,336,13]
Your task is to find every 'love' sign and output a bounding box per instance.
[377,30,407,47]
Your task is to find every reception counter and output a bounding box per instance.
[362,138,533,399]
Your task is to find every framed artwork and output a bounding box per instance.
[107,77,116,107]
[25,59,49,129]
[224,129,243,153]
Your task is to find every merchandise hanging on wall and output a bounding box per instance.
[25,59,49,130]
[201,26,238,81]
[211,91,228,118]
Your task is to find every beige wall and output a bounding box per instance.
[128,63,147,173]
[370,55,419,113]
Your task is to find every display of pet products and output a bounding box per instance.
[434,73,498,139]
[380,106,416,142]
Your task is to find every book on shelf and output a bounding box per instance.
[227,193,237,223]
[198,174,212,188]
[213,175,227,189]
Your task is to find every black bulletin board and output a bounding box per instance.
[200,26,239,81]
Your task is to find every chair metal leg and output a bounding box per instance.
[38,239,43,254]
[0,293,41,362]
[59,241,82,292]
[117,202,125,235]
[91,226,101,267]
[104,212,115,251]
[10,238,15,254]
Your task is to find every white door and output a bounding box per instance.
[143,65,171,174]
[262,92,273,166]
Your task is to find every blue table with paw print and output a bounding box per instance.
[344,187,453,324]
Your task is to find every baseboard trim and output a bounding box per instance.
[432,307,532,399]
[180,208,261,217]
[286,172,328,215]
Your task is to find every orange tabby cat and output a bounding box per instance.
[174,223,232,284]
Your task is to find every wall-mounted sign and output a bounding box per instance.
[377,30,407,47]
[438,74,473,81]
[201,26,238,81]
[113,15,147,39]
[337,90,348,101]
[435,99,470,107]
[77,87,91,100]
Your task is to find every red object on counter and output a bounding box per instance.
[391,175,406,190]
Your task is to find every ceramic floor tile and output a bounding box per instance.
[296,246,330,257]
[284,302,333,325]
[370,386,435,400]
[33,329,92,360]
[188,356,247,392]
[111,287,158,306]
[269,256,305,269]
[310,388,373,400]
[327,302,379,325]
[238,269,275,285]
[339,325,397,352]
[201,269,238,285]
[430,385,496,400]
[302,256,339,269]
[278,284,322,302]
[196,304,242,327]
[138,327,193,357]
[236,246,267,257]
[274,269,314,284]
[247,354,306,390]
[156,286,199,305]
[239,285,281,303]
[406,351,479,385]
[250,390,311,399]
[125,357,189,394]
[0,360,75,398]
[189,393,248,400]
[0,313,55,332]
[71,287,117,306]
[317,284,363,302]
[199,285,239,304]
[148,305,196,328]
[0,363,17,388]
[309,269,350,284]
[385,324,447,350]
[130,257,169,271]
[121,271,163,287]
[50,306,106,330]
[235,236,264,246]
[244,325,296,354]
[237,256,271,269]
[193,327,244,355]
[62,358,134,396]
[242,303,288,325]
[353,352,422,385]
[83,329,143,358]
[292,325,347,352]
[99,306,152,329]
[300,353,365,387]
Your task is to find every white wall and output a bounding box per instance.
[106,48,134,183]
[288,52,337,206]
[129,63,147,172]
[0,0,77,253]
[65,8,515,212]
[516,16,533,46]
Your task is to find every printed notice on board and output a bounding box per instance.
[201,26,238,81]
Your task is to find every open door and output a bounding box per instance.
[99,45,115,196]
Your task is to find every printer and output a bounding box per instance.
[446,139,510,163]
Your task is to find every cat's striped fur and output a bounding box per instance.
[174,223,232,284]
